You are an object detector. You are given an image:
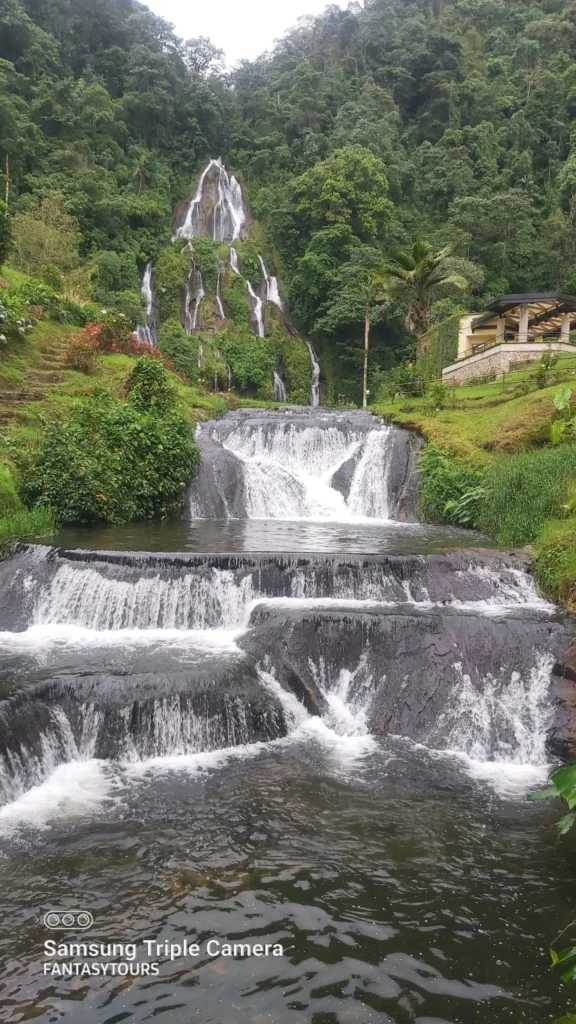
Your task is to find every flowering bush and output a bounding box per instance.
[0,293,36,344]
[65,334,101,374]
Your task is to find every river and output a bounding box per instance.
[0,409,573,1023]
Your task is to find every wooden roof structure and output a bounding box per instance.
[471,293,576,340]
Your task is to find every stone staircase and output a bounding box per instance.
[0,338,69,426]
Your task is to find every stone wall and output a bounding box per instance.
[442,343,575,383]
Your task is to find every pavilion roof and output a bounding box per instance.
[471,293,576,339]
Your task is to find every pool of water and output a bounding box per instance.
[0,734,573,1024]
[55,519,495,555]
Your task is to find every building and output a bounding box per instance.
[442,293,576,383]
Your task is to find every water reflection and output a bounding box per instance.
[56,518,494,555]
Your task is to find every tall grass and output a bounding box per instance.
[0,465,22,514]
[0,507,55,554]
[533,517,576,610]
[478,445,576,545]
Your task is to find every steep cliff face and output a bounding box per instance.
[150,159,318,404]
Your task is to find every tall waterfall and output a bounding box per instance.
[185,270,204,334]
[307,342,321,407]
[216,265,225,319]
[247,282,265,337]
[273,370,287,402]
[230,247,240,274]
[175,158,246,243]
[259,256,283,309]
[136,262,156,345]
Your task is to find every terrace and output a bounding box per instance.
[442,293,576,383]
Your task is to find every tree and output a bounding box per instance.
[0,200,11,269]
[384,242,469,350]
[315,246,394,407]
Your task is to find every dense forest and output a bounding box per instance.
[2,0,576,400]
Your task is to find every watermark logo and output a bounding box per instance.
[43,911,93,931]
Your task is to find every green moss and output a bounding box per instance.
[221,274,252,329]
[234,240,261,283]
[155,243,190,322]
[191,237,220,293]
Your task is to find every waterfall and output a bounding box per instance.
[247,282,265,337]
[220,420,393,521]
[185,271,204,334]
[136,262,156,345]
[0,529,566,811]
[258,256,283,309]
[307,342,321,407]
[230,247,240,274]
[227,364,232,390]
[216,264,225,319]
[273,371,287,402]
[175,158,246,243]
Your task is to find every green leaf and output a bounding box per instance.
[557,812,576,836]
[528,786,559,802]
[551,419,568,445]
[555,388,572,411]
[552,947,576,966]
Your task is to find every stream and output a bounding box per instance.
[0,409,574,1023]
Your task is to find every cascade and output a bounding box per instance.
[307,341,321,407]
[175,158,246,243]
[136,262,156,345]
[0,539,569,809]
[247,282,265,337]
[185,270,204,334]
[273,370,287,402]
[215,264,225,319]
[258,255,283,309]
[230,247,240,274]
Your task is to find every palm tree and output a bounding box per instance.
[356,270,394,408]
[384,241,469,343]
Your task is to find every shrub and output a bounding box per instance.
[93,310,134,350]
[533,517,576,610]
[478,446,576,545]
[20,385,199,525]
[222,330,274,394]
[417,445,486,525]
[0,291,36,341]
[377,362,429,400]
[158,319,199,384]
[156,243,190,322]
[65,335,101,374]
[125,357,178,415]
[221,274,252,329]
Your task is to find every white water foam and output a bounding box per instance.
[0,760,116,831]
[32,565,255,631]
[221,423,394,521]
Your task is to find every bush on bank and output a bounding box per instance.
[416,439,576,609]
[19,358,200,526]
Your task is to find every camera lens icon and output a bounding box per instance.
[43,910,93,931]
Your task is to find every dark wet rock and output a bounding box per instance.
[0,545,540,632]
[239,605,573,754]
[183,430,246,519]
[554,641,576,683]
[0,660,287,804]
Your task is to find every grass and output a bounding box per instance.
[478,446,576,545]
[372,379,573,466]
[0,506,56,555]
[533,518,576,611]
